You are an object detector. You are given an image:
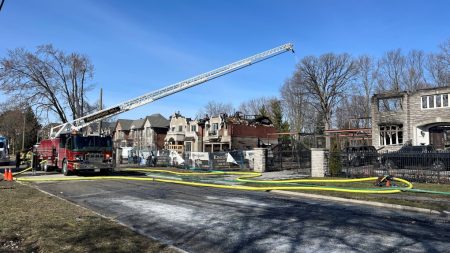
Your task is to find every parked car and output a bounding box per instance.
[381,145,450,170]
[341,146,378,167]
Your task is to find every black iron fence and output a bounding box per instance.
[266,142,311,174]
[328,149,450,184]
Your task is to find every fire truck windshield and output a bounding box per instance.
[71,135,112,151]
[0,143,4,148]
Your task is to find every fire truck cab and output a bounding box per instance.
[37,133,113,175]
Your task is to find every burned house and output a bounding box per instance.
[164,112,278,153]
[371,86,450,151]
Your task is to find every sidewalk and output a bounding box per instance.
[257,169,310,180]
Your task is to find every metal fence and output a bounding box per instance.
[117,149,253,171]
[328,149,450,184]
[266,142,311,174]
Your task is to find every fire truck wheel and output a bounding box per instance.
[62,160,70,176]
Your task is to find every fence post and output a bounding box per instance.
[115,148,121,169]
[253,148,267,173]
[311,148,327,177]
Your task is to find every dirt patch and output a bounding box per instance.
[0,180,177,253]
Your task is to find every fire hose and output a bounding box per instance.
[15,168,420,194]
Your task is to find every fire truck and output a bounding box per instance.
[36,43,294,175]
[0,136,10,165]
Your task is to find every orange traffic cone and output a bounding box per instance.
[3,169,7,181]
[6,169,11,181]
[8,169,13,181]
[386,179,391,187]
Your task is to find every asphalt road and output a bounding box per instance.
[33,179,450,253]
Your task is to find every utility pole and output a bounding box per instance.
[22,111,26,150]
[98,88,103,135]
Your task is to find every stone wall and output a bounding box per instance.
[311,148,326,177]
[252,148,266,173]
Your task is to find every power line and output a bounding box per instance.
[0,0,5,13]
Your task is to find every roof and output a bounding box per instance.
[87,121,116,132]
[130,119,145,129]
[116,119,133,131]
[145,114,169,128]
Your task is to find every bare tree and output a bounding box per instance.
[378,49,406,91]
[280,77,311,132]
[294,53,358,139]
[439,38,450,67]
[427,53,449,87]
[238,97,273,116]
[355,55,378,125]
[335,95,368,129]
[197,101,234,118]
[427,39,450,87]
[0,44,94,123]
[403,50,429,91]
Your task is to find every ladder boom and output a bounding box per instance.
[51,43,294,137]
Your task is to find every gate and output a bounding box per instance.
[266,140,311,174]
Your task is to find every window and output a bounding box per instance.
[178,125,183,132]
[191,125,197,132]
[379,125,403,146]
[429,95,435,108]
[212,123,219,131]
[422,96,428,109]
[378,97,402,112]
[422,94,450,109]
[171,127,175,132]
[185,142,192,152]
[436,95,442,107]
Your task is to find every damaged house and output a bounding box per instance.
[371,86,450,151]
[165,112,278,153]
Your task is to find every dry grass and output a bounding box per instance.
[0,180,177,253]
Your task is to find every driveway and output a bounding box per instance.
[33,179,450,253]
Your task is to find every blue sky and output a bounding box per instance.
[0,0,449,122]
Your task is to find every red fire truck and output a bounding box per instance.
[37,133,113,175]
[35,43,294,175]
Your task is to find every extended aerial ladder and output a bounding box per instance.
[50,43,294,138]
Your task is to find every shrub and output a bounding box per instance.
[329,142,342,176]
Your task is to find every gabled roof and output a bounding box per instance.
[116,119,133,131]
[130,119,145,129]
[87,121,116,132]
[145,113,169,128]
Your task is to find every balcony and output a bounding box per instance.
[166,144,184,154]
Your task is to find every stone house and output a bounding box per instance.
[371,86,450,151]
[114,114,169,150]
[142,114,170,150]
[164,112,199,153]
[113,119,134,147]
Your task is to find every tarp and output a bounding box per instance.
[189,152,210,161]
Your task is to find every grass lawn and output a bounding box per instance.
[245,178,450,212]
[0,180,177,253]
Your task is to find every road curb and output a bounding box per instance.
[271,190,449,219]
